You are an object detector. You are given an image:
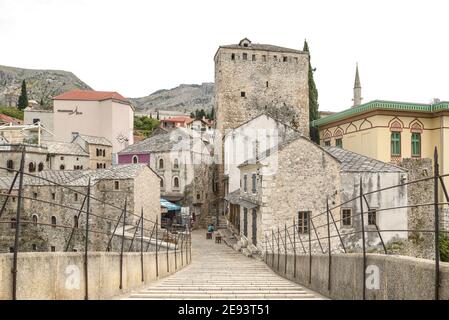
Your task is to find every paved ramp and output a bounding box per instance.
[125,229,323,300]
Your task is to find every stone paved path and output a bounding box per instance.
[125,229,323,300]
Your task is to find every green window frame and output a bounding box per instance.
[411,133,421,157]
[335,138,343,148]
[391,132,401,156]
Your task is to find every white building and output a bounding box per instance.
[52,90,134,163]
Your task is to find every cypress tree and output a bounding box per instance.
[17,80,29,110]
[303,40,320,143]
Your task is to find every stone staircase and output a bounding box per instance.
[124,229,323,300]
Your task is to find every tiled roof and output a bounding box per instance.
[312,100,449,127]
[44,141,89,156]
[76,134,112,146]
[323,147,405,173]
[0,164,149,189]
[53,90,129,104]
[161,116,194,124]
[0,114,22,125]
[219,43,304,54]
[118,128,193,155]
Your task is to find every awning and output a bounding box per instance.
[224,189,258,209]
[160,198,181,211]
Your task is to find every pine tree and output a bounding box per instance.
[303,40,320,143]
[17,80,29,110]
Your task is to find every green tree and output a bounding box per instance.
[303,40,320,143]
[17,80,29,110]
[190,112,195,118]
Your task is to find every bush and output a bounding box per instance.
[440,234,449,262]
[0,106,24,120]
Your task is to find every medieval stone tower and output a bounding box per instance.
[214,38,310,137]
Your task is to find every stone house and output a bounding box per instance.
[0,164,161,253]
[117,128,213,225]
[45,141,90,171]
[236,135,408,254]
[72,134,113,169]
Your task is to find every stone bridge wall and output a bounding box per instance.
[265,252,449,300]
[0,249,190,300]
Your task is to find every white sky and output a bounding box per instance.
[1,0,448,111]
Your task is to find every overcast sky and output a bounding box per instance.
[1,0,448,111]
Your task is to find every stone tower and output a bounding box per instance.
[352,63,362,107]
[214,38,310,137]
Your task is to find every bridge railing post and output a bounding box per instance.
[308,213,312,285]
[11,148,25,301]
[293,218,297,279]
[277,227,280,271]
[359,177,366,300]
[140,207,144,283]
[84,178,91,300]
[326,197,332,292]
[119,197,127,290]
[434,147,440,301]
[155,218,159,277]
[166,228,169,273]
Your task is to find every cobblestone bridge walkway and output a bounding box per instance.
[125,229,323,300]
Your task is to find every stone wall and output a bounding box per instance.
[0,248,190,300]
[265,252,449,300]
[0,145,49,177]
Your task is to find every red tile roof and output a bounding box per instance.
[0,114,23,125]
[53,90,129,103]
[161,116,194,124]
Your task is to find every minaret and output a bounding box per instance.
[352,63,362,107]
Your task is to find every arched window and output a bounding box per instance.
[28,162,36,173]
[102,149,105,157]
[38,162,44,172]
[74,216,79,228]
[160,178,164,188]
[132,155,139,164]
[32,214,38,225]
[60,164,65,170]
[173,177,180,189]
[6,160,14,172]
[51,216,57,228]
[159,158,164,169]
[173,158,179,169]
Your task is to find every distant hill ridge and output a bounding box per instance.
[0,65,214,113]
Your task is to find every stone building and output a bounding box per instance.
[0,164,161,253]
[23,108,54,142]
[0,144,49,176]
[235,135,408,255]
[117,128,213,224]
[72,134,113,169]
[45,141,90,171]
[212,38,310,223]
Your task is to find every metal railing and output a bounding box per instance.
[0,147,192,300]
[262,147,448,300]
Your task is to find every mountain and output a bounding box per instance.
[130,83,214,114]
[0,65,91,109]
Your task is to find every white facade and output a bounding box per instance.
[23,109,54,142]
[53,98,133,161]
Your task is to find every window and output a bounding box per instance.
[51,193,55,200]
[251,174,257,193]
[74,216,79,228]
[266,81,269,88]
[283,56,288,62]
[51,216,57,227]
[38,162,44,171]
[243,208,248,237]
[342,209,352,226]
[51,246,56,252]
[368,209,377,226]
[324,140,331,147]
[9,247,14,253]
[297,211,310,234]
[6,160,14,171]
[28,162,36,173]
[159,158,164,169]
[411,133,421,157]
[243,43,248,47]
[336,138,343,148]
[60,164,65,170]
[252,54,256,61]
[262,55,266,62]
[391,132,401,156]
[11,218,16,229]
[60,156,64,160]
[196,193,200,200]
[32,214,38,225]
[174,158,179,169]
[173,177,180,189]
[294,57,298,63]
[114,181,120,190]
[32,244,37,251]
[32,118,40,124]
[102,149,105,157]
[33,192,37,199]
[74,193,78,201]
[160,178,164,188]
[243,174,247,192]
[241,91,246,98]
[231,53,235,60]
[242,53,247,60]
[273,55,277,61]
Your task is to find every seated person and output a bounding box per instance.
[207,224,215,233]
